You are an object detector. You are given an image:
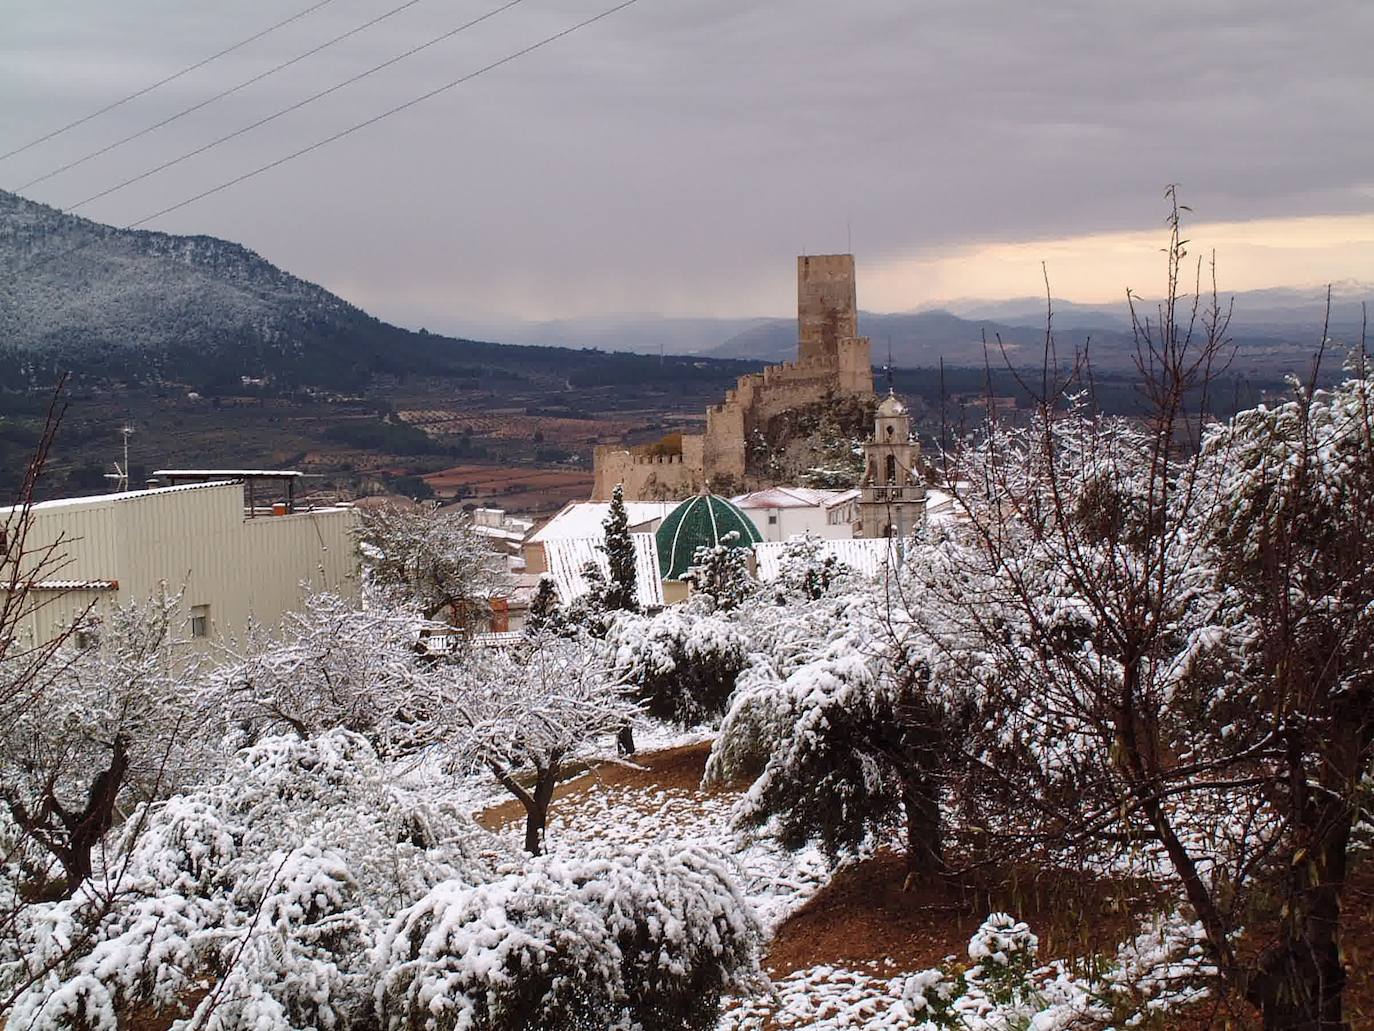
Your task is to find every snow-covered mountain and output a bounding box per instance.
[0,189,370,355]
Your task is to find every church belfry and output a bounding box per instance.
[859,391,925,539]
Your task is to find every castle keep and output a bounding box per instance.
[593,254,874,501]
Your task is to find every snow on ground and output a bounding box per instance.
[484,750,831,934]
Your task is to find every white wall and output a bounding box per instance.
[739,504,853,542]
[3,482,358,649]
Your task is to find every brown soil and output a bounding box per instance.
[766,852,1153,979]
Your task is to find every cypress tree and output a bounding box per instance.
[601,483,640,613]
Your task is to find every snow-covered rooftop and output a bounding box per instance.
[732,487,857,510]
[528,501,677,544]
[542,533,665,609]
[754,538,899,581]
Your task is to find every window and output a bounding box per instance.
[190,604,210,639]
[885,454,897,483]
[767,512,778,525]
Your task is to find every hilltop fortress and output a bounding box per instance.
[592,254,874,501]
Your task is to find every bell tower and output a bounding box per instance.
[859,391,925,539]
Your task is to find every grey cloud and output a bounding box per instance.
[1,0,1370,322]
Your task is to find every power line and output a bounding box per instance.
[126,0,642,229]
[65,0,529,213]
[14,0,433,194]
[0,0,342,164]
[6,0,643,279]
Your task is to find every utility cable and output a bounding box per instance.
[0,0,341,163]
[127,0,641,228]
[5,0,642,276]
[13,0,431,193]
[65,0,529,213]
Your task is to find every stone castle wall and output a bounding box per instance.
[593,435,706,501]
[593,254,874,501]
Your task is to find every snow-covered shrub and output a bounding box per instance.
[964,912,1040,1006]
[207,591,444,754]
[768,534,852,602]
[4,730,506,1029]
[375,844,762,1031]
[608,606,749,725]
[684,534,755,613]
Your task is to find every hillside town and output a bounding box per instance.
[3,3,1373,1029]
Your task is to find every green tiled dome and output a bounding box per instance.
[655,493,763,580]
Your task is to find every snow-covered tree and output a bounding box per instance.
[707,583,969,879]
[441,637,635,854]
[207,590,442,753]
[684,532,754,612]
[608,606,749,726]
[1187,366,1374,1027]
[0,589,207,895]
[600,482,639,613]
[354,503,509,624]
[898,199,1373,1027]
[523,573,561,636]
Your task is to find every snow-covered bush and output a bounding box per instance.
[375,844,763,1031]
[607,605,749,725]
[3,729,504,1029]
[207,590,443,753]
[767,534,852,602]
[683,533,755,612]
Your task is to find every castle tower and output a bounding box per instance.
[858,391,925,539]
[797,254,859,363]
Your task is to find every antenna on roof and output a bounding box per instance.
[886,338,895,394]
[103,425,134,491]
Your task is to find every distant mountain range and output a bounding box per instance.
[455,288,1370,376]
[3,188,1366,386]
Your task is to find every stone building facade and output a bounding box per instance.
[593,254,874,501]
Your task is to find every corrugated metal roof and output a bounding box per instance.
[542,533,664,608]
[0,480,238,517]
[754,538,899,581]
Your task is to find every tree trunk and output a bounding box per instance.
[901,775,944,885]
[617,725,636,756]
[56,736,129,895]
[1248,724,1358,1031]
[523,763,559,856]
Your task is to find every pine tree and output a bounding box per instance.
[524,575,561,636]
[600,483,640,613]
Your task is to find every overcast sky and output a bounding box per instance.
[2,0,1371,330]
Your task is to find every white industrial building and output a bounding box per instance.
[2,476,358,649]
